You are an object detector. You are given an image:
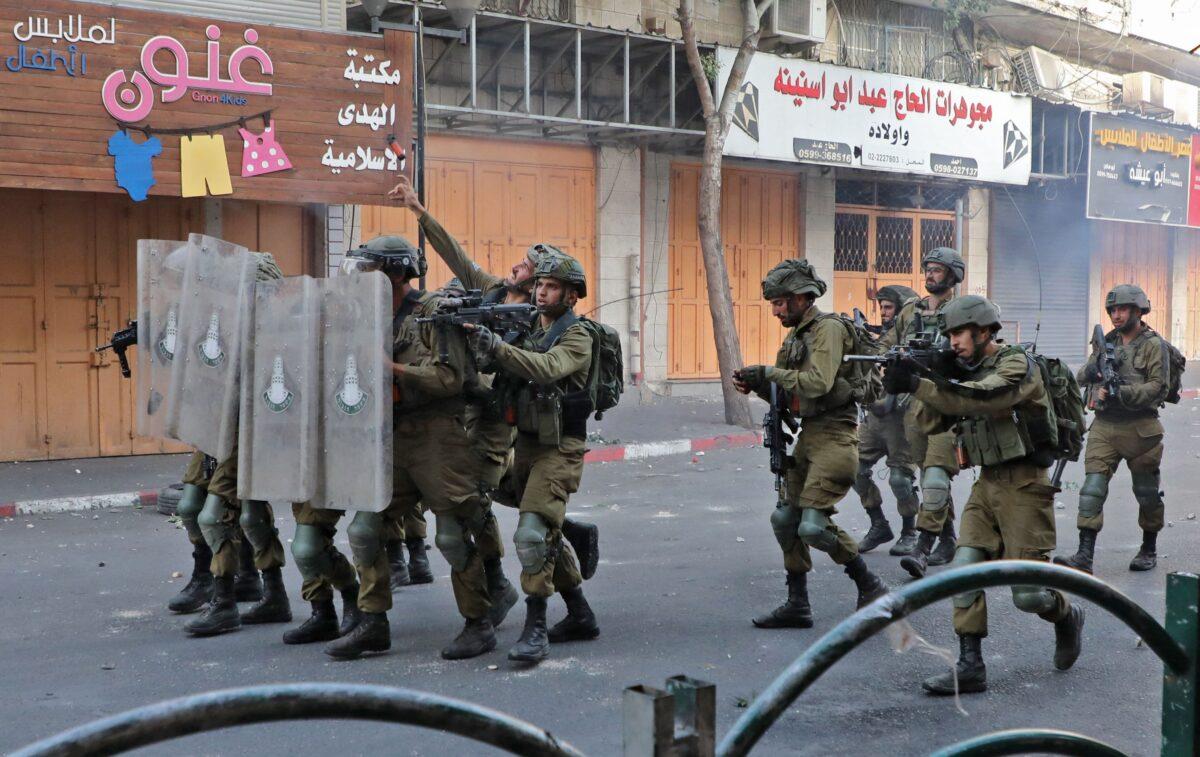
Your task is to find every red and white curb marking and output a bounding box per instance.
[2,433,764,518]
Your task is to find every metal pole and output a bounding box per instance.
[415,6,427,289]
[669,43,675,128]
[928,729,1126,757]
[575,29,582,119]
[524,21,531,113]
[623,35,630,124]
[954,195,964,253]
[470,16,477,109]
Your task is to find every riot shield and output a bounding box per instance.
[164,234,256,460]
[136,239,189,439]
[310,271,392,512]
[237,275,320,502]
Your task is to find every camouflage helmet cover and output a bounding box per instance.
[921,246,965,284]
[1105,284,1151,314]
[762,259,827,300]
[533,248,587,298]
[874,284,918,308]
[349,235,427,280]
[939,294,1002,334]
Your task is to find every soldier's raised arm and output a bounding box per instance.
[388,175,500,293]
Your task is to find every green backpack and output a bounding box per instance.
[580,316,624,419]
[819,314,883,407]
[1023,348,1086,462]
[1159,334,1187,405]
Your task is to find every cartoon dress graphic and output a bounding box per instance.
[239,120,293,177]
[198,311,225,367]
[263,356,294,413]
[335,355,368,415]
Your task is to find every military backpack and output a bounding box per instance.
[1025,349,1086,463]
[1158,333,1187,405]
[819,313,883,407]
[579,316,624,419]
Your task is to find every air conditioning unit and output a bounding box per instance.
[1164,80,1199,127]
[1123,72,1167,109]
[765,0,827,44]
[1012,46,1066,99]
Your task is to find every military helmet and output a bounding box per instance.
[922,247,965,284]
[1105,284,1151,314]
[533,249,587,298]
[343,235,427,280]
[874,284,918,308]
[762,259,827,300]
[939,294,1002,334]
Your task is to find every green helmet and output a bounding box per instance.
[1105,284,1150,314]
[940,294,1002,334]
[762,259,827,300]
[533,249,587,298]
[874,284,918,308]
[344,235,427,280]
[922,247,965,284]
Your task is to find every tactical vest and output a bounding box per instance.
[1104,327,1168,416]
[392,290,466,416]
[955,345,1056,468]
[778,316,854,417]
[506,311,593,446]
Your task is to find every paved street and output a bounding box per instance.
[4,402,1197,755]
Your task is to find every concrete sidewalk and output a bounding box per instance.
[1,392,761,514]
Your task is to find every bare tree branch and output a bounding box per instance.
[755,0,777,21]
[677,0,715,119]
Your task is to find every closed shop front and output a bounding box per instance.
[1093,222,1172,338]
[667,163,801,380]
[361,135,597,296]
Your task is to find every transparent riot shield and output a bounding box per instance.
[136,240,190,440]
[164,234,256,460]
[237,275,320,502]
[310,271,392,512]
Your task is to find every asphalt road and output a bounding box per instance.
[4,403,1199,755]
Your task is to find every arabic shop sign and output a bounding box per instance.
[717,49,1033,185]
[1085,112,1200,227]
[6,11,116,78]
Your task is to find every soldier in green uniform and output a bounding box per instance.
[179,253,294,637]
[884,295,1085,695]
[281,502,363,645]
[879,248,964,576]
[1055,284,1169,574]
[325,235,515,661]
[468,250,601,663]
[855,285,920,553]
[733,260,888,629]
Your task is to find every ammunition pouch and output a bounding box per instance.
[957,413,1036,467]
[561,389,593,438]
[516,384,564,446]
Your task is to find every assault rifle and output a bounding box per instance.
[417,290,537,362]
[1086,323,1122,411]
[758,382,798,504]
[842,338,957,377]
[97,320,137,378]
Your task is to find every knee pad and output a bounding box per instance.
[513,512,550,574]
[291,524,333,578]
[853,461,875,490]
[796,508,838,552]
[1011,585,1057,615]
[770,504,801,552]
[434,514,474,572]
[238,500,276,552]
[347,511,385,566]
[949,546,988,609]
[177,484,206,541]
[197,494,234,551]
[920,467,951,512]
[888,467,917,504]
[1130,472,1163,510]
[1077,473,1109,518]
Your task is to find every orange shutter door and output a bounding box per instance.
[0,190,48,461]
[1095,222,1171,336]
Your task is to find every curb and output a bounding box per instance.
[2,433,763,518]
[1184,389,1200,399]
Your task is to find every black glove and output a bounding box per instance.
[734,365,768,391]
[882,359,920,395]
[471,324,501,357]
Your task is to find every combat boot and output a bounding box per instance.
[406,537,434,584]
[1053,528,1097,574]
[752,571,813,629]
[168,543,214,614]
[282,600,340,644]
[324,611,390,659]
[1129,531,1158,571]
[387,539,410,591]
[844,555,888,608]
[241,567,292,624]
[857,508,894,554]
[548,586,600,643]
[234,539,264,603]
[888,515,918,556]
[508,596,550,662]
[441,618,497,660]
[900,530,938,579]
[339,583,363,637]
[484,557,520,628]
[185,575,241,636]
[923,634,987,695]
[1053,605,1085,670]
[562,518,600,580]
[927,521,957,566]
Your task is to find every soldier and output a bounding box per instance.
[1056,285,1168,574]
[855,285,920,554]
[327,235,515,661]
[733,260,888,629]
[467,250,601,663]
[388,175,601,582]
[883,295,1084,695]
[282,503,363,644]
[880,248,964,577]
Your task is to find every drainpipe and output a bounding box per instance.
[628,255,642,385]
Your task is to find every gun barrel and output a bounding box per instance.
[843,355,887,363]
